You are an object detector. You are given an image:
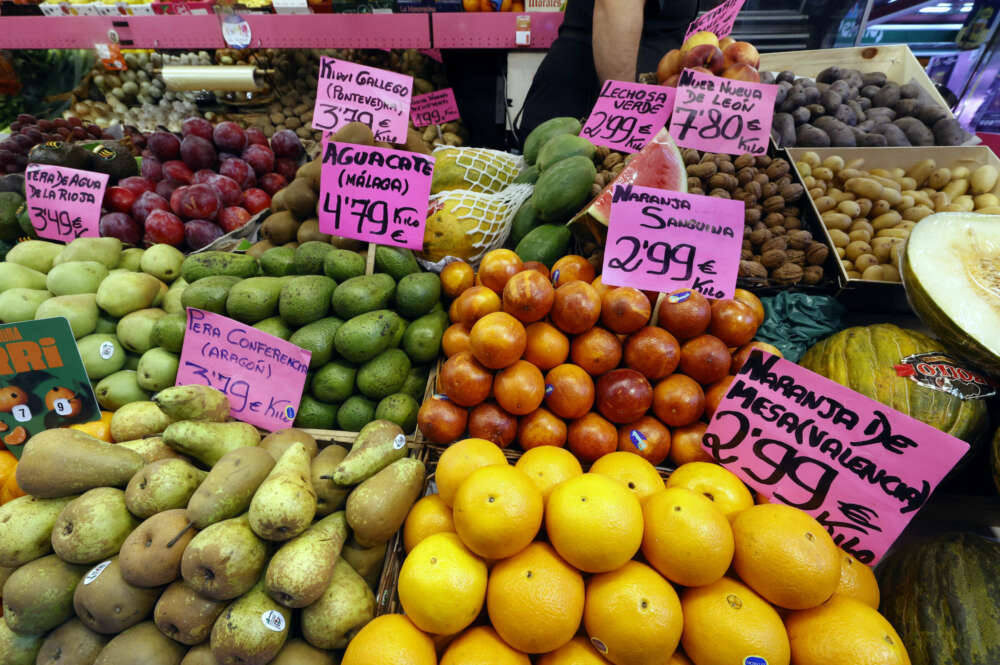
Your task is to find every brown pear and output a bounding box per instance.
[119,509,197,588]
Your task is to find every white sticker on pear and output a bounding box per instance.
[393,433,406,450]
[261,610,286,632]
[84,560,111,585]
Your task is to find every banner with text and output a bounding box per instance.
[410,88,461,128]
[25,163,108,241]
[312,56,413,144]
[684,0,747,40]
[581,80,676,153]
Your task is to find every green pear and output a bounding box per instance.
[94,311,118,334]
[34,293,98,338]
[51,488,139,564]
[45,261,109,295]
[210,580,290,665]
[109,400,173,442]
[181,515,267,601]
[152,280,169,308]
[265,511,347,608]
[154,385,230,422]
[0,495,76,567]
[116,308,167,354]
[300,557,375,649]
[311,445,350,517]
[125,459,207,519]
[0,288,51,322]
[341,537,388,588]
[0,566,11,589]
[36,618,109,665]
[136,348,179,391]
[162,278,188,315]
[2,554,88,635]
[272,639,337,665]
[332,419,407,485]
[0,262,47,293]
[140,244,185,283]
[0,619,43,665]
[116,436,184,464]
[163,421,260,467]
[54,237,122,269]
[248,442,317,541]
[346,457,425,548]
[124,352,141,370]
[96,271,162,318]
[117,247,144,271]
[154,581,227,646]
[95,370,151,411]
[260,428,317,461]
[5,240,64,274]
[93,621,186,665]
[16,429,145,498]
[152,312,186,352]
[186,448,275,529]
[73,557,161,634]
[76,333,127,380]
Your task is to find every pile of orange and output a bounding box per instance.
[417,250,782,468]
[0,449,23,505]
[353,440,907,665]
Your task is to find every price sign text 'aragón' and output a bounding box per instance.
[602,184,742,299]
[684,0,746,40]
[312,56,413,144]
[669,68,777,156]
[318,140,434,251]
[410,88,461,128]
[581,80,675,153]
[25,163,108,241]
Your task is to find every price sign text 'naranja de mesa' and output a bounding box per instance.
[176,308,311,432]
[602,184,742,299]
[312,56,413,144]
[703,350,970,563]
[318,140,434,251]
[581,80,676,153]
[25,163,108,241]
[684,0,746,40]
[669,68,777,156]
[410,88,461,128]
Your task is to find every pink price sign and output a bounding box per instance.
[24,163,108,242]
[176,308,312,432]
[312,56,414,144]
[684,0,746,40]
[704,351,970,563]
[601,184,743,299]
[410,88,461,128]
[318,140,434,251]
[580,80,675,153]
[669,68,778,156]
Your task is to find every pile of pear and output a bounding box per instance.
[0,384,427,665]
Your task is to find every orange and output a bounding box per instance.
[453,285,502,327]
[543,364,594,419]
[441,626,531,665]
[567,412,618,463]
[589,451,664,504]
[403,494,455,552]
[478,249,523,294]
[516,407,567,450]
[681,577,790,665]
[69,411,114,442]
[703,375,735,419]
[537,636,611,665]
[570,327,622,377]
[487,542,584,654]
[551,255,595,287]
[342,614,436,665]
[600,287,652,334]
[439,351,493,407]
[521,261,550,279]
[1,469,25,505]
[514,445,582,501]
[667,652,694,665]
[550,281,602,335]
[785,594,910,665]
[590,274,612,299]
[652,374,705,427]
[452,464,543,559]
[835,550,880,609]
[436,438,509,507]
[545,473,643,573]
[0,450,17,488]
[616,416,671,466]
[503,269,555,323]
[583,561,683,665]
[731,503,840,610]
[733,288,765,326]
[668,422,713,466]
[493,360,545,416]
[522,322,569,371]
[469,312,527,369]
[441,260,476,299]
[664,461,753,520]
[398,532,487,635]
[442,323,472,357]
[642,487,733,587]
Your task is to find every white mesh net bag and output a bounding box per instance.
[430,146,525,195]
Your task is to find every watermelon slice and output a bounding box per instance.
[572,128,687,239]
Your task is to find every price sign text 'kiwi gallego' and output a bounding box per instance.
[312,56,413,144]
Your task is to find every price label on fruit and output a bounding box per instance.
[318,139,435,251]
[703,350,970,563]
[312,56,414,144]
[684,0,746,40]
[410,88,461,128]
[601,184,743,299]
[669,68,778,156]
[175,308,311,432]
[24,163,108,242]
[580,81,676,153]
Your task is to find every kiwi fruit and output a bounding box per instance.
[284,179,319,219]
[297,219,331,244]
[261,211,300,245]
[331,122,375,146]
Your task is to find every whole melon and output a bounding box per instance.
[877,532,1000,665]
[798,323,988,444]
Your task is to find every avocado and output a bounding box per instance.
[333,309,401,364]
[323,249,367,283]
[394,272,441,320]
[402,310,448,364]
[0,192,25,240]
[181,252,259,283]
[85,140,139,184]
[337,395,376,432]
[27,140,89,170]
[356,348,411,400]
[294,395,338,429]
[374,246,419,281]
[226,276,289,323]
[180,275,242,314]
[332,273,396,320]
[375,393,420,433]
[151,312,186,352]
[400,366,430,402]
[293,241,335,275]
[279,275,337,327]
[288,317,343,369]
[0,174,25,196]
[311,360,357,404]
[254,316,293,340]
[260,247,297,276]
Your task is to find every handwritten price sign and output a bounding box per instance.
[318,140,434,251]
[669,68,778,156]
[704,351,969,563]
[580,81,675,153]
[25,163,108,241]
[410,88,461,128]
[602,184,743,299]
[176,308,311,432]
[684,0,746,40]
[312,56,413,144]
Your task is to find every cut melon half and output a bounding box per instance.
[902,212,1000,376]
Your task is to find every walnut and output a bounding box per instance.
[745,207,762,225]
[764,212,785,228]
[687,176,702,191]
[787,229,813,250]
[761,237,787,253]
[764,195,786,213]
[748,227,772,246]
[734,154,756,170]
[802,265,825,285]
[594,145,611,161]
[770,226,787,236]
[741,248,754,260]
[603,152,623,169]
[766,160,790,180]
[783,216,802,230]
[806,242,830,265]
[761,249,787,269]
[689,187,705,196]
[687,161,717,179]
[771,263,804,284]
[739,260,768,279]
[755,154,773,168]
[737,166,756,185]
[682,148,700,165]
[742,238,752,250]
[700,152,716,163]
[591,183,603,197]
[787,249,806,266]
[762,182,779,199]
[709,188,731,199]
[780,183,804,202]
[718,160,736,175]
[783,206,801,217]
[709,173,738,191]
[594,173,607,188]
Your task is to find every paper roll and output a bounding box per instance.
[161,66,260,92]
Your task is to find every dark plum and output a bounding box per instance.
[245,128,268,146]
[258,173,287,196]
[100,212,141,245]
[219,158,256,189]
[140,156,163,183]
[192,169,216,185]
[155,179,184,201]
[144,209,185,246]
[182,117,214,141]
[217,206,251,233]
[175,183,222,221]
[213,121,247,152]
[204,173,242,207]
[117,176,154,197]
[147,131,180,161]
[162,160,194,185]
[242,144,275,176]
[104,186,137,214]
[184,219,224,250]
[131,191,170,224]
[180,135,217,171]
[241,188,271,214]
[170,185,189,217]
[270,129,303,160]
[274,158,299,182]
[218,152,239,163]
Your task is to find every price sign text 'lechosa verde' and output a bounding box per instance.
[581,80,676,153]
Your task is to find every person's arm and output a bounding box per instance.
[593,0,645,84]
